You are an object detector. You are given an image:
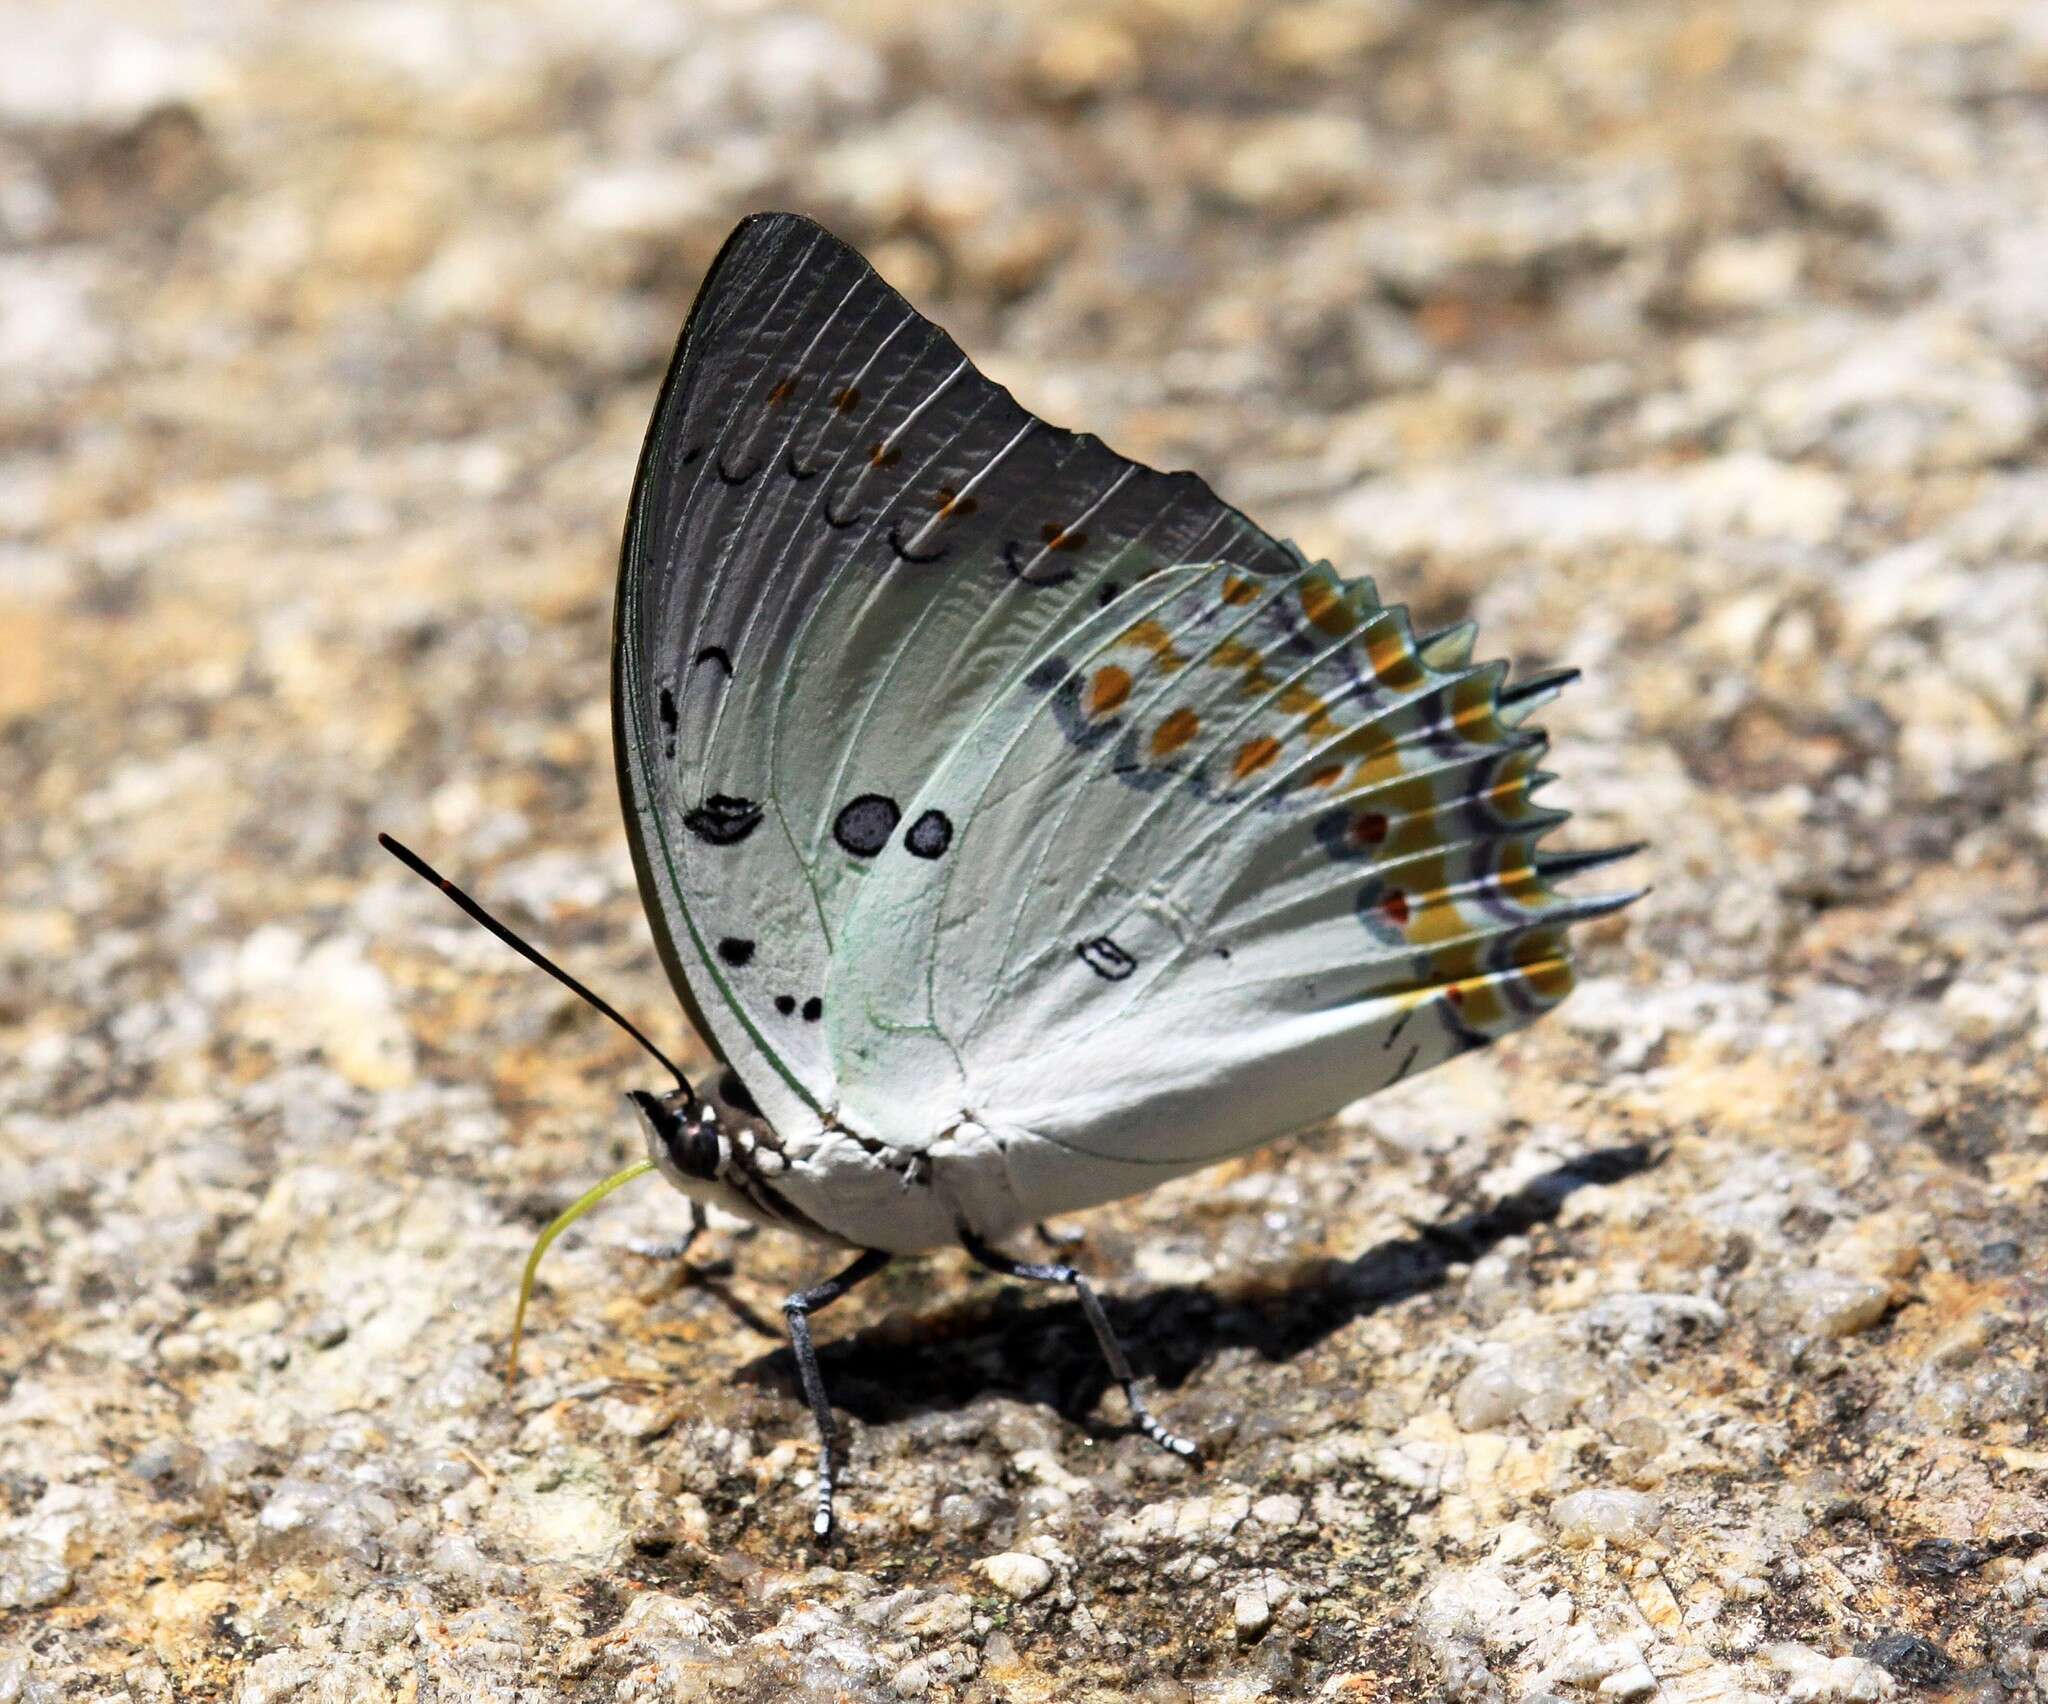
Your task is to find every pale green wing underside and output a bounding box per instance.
[618,214,1635,1214]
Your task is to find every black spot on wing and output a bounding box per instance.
[1077,936,1137,981]
[833,794,900,857]
[683,794,762,846]
[717,936,755,967]
[774,994,796,1016]
[904,809,953,860]
[801,996,823,1022]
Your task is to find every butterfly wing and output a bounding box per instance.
[831,550,1640,1224]
[615,213,1306,1142]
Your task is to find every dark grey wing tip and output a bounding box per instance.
[1538,842,1648,882]
[1544,885,1647,926]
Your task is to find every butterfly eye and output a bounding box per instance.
[630,1088,720,1179]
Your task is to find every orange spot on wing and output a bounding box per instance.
[1451,674,1504,741]
[934,486,977,517]
[1220,574,1259,606]
[1369,628,1425,690]
[1301,577,1358,638]
[1151,707,1200,758]
[1277,681,1335,739]
[1521,955,1574,1001]
[834,385,862,412]
[1041,523,1088,551]
[1232,735,1282,780]
[1382,889,1410,926]
[869,442,901,468]
[1086,666,1132,717]
[1350,812,1388,846]
[1120,619,1188,672]
[766,376,797,406]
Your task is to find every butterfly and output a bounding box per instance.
[383,211,1640,1539]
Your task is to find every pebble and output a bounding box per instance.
[974,1553,1052,1602]
[1766,1642,1897,1702]
[0,1547,71,1610]
[1233,1586,1273,1644]
[1551,1490,1662,1547]
[1250,1493,1302,1528]
[1765,1271,1892,1340]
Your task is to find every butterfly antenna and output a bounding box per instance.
[377,832,693,1093]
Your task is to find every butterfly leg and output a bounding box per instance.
[783,1247,891,1539]
[627,1198,709,1262]
[958,1228,1199,1462]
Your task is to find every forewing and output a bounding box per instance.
[614,213,1305,1130]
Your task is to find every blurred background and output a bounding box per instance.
[3,0,2045,1698]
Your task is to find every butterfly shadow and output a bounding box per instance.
[729,1141,1660,1437]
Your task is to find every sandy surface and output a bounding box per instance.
[3,1,2046,1698]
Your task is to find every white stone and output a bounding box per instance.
[1597,1659,1660,1699]
[1771,1270,1891,1339]
[1251,1493,1303,1529]
[975,1552,1052,1602]
[1766,1642,1896,1701]
[1551,1489,1662,1547]
[1233,1585,1273,1642]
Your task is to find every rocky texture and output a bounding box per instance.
[3,0,2046,1699]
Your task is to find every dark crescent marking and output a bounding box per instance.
[657,686,678,731]
[679,444,704,466]
[1003,539,1076,588]
[1076,936,1137,981]
[682,794,763,847]
[888,521,949,565]
[785,447,821,481]
[1387,1008,1413,1046]
[823,490,868,529]
[716,451,762,485]
[1393,1042,1420,1083]
[693,645,734,677]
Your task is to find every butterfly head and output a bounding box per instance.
[629,1084,723,1184]
[627,1067,801,1235]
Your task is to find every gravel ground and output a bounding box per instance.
[4,1,2046,1699]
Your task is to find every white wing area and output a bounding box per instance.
[830,560,1634,1227]
[616,213,1636,1248]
